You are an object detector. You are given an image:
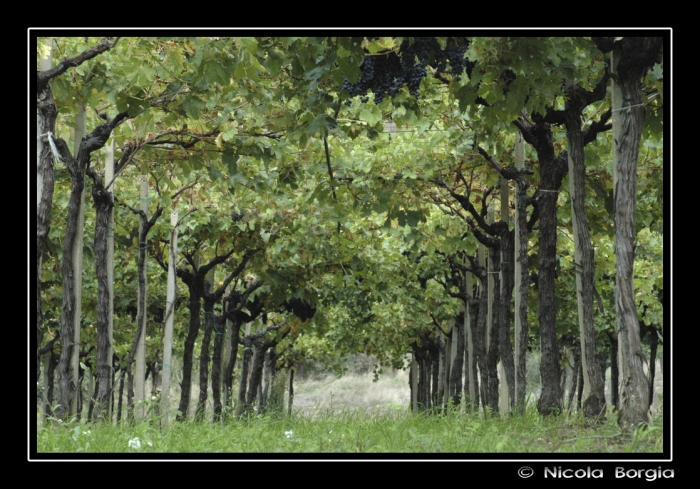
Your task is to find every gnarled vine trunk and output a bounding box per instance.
[87,169,114,421]
[608,37,663,431]
[36,44,56,384]
[178,282,203,421]
[514,119,568,416]
[565,104,607,420]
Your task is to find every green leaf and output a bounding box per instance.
[359,106,382,127]
[208,164,225,181]
[304,65,327,81]
[202,60,229,86]
[654,275,663,289]
[307,113,330,136]
[234,62,249,81]
[223,148,239,174]
[180,95,206,118]
[365,38,396,54]
[116,93,148,117]
[189,154,204,171]
[185,46,203,67]
[265,49,285,77]
[396,210,408,227]
[337,54,362,84]
[408,210,424,227]
[238,37,259,54]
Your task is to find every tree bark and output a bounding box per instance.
[513,134,530,414]
[474,277,489,412]
[87,168,114,421]
[566,345,581,412]
[160,210,179,428]
[467,293,480,410]
[288,368,295,416]
[513,119,568,416]
[609,37,662,431]
[224,318,243,413]
[462,269,473,408]
[536,179,564,416]
[116,363,125,423]
[484,207,500,414]
[169,246,243,420]
[54,144,86,420]
[42,347,58,420]
[449,314,464,405]
[645,323,659,411]
[438,333,447,411]
[51,110,128,421]
[565,95,607,420]
[36,38,118,400]
[67,107,88,419]
[178,282,203,421]
[211,314,225,421]
[36,42,56,384]
[410,354,417,413]
[607,331,619,411]
[246,341,275,412]
[261,348,273,407]
[195,270,216,421]
[133,173,148,419]
[105,142,116,422]
[498,228,516,411]
[267,363,287,414]
[431,343,440,409]
[486,259,500,414]
[236,336,254,416]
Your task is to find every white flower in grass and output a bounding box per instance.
[83,430,91,435]
[147,441,153,447]
[128,437,141,450]
[285,430,293,439]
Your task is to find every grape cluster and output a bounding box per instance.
[400,37,440,68]
[283,297,316,321]
[231,211,245,222]
[227,291,264,323]
[342,55,406,106]
[435,39,472,82]
[342,37,472,105]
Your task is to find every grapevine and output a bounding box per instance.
[342,37,473,105]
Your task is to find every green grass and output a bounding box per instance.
[36,405,663,454]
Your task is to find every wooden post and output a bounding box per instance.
[106,139,116,420]
[70,105,86,417]
[465,268,477,409]
[499,176,511,413]
[134,172,148,418]
[38,40,53,424]
[160,209,178,428]
[513,131,529,414]
[411,353,419,414]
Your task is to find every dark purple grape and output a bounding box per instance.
[341,37,471,106]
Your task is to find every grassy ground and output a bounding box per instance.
[292,367,410,417]
[36,365,663,454]
[35,405,663,454]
